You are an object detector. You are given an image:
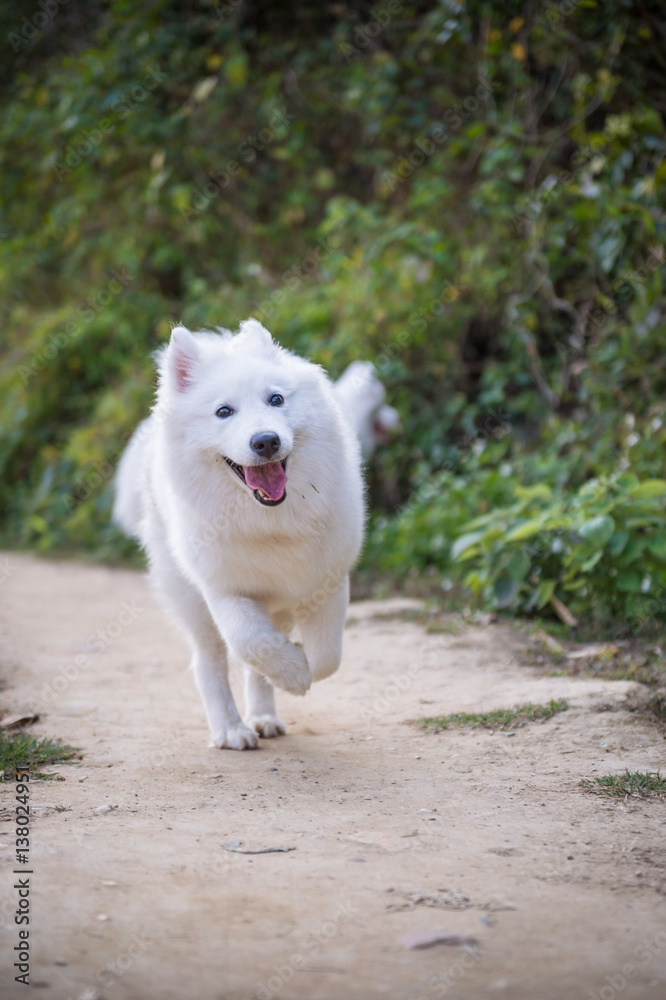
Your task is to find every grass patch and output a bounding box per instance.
[580,770,666,800]
[425,618,466,635]
[0,733,82,780]
[418,698,568,733]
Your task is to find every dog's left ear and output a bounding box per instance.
[167,325,200,392]
[238,318,275,352]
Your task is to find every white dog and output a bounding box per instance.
[113,320,365,749]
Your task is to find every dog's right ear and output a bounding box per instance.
[166,325,199,392]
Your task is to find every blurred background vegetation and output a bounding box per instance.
[1,0,665,636]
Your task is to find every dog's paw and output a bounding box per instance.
[264,643,312,696]
[246,714,287,739]
[210,723,259,751]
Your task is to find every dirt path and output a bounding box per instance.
[0,553,665,1000]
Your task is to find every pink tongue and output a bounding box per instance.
[244,461,286,501]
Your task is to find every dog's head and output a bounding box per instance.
[157,319,323,507]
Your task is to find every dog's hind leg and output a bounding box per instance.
[149,549,258,750]
[243,668,287,738]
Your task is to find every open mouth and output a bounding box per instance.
[224,457,288,506]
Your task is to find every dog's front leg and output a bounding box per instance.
[191,642,259,750]
[203,592,312,695]
[146,543,258,750]
[298,575,349,681]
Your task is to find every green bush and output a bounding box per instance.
[365,412,666,633]
[452,473,666,632]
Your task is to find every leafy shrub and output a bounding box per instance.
[452,472,666,632]
[365,411,666,633]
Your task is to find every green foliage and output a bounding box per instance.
[580,770,666,799]
[419,698,568,732]
[366,418,666,632]
[451,471,666,627]
[0,733,81,780]
[0,0,665,633]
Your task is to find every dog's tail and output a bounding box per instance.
[112,417,153,540]
[333,361,400,460]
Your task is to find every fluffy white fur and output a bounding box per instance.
[334,360,400,460]
[113,319,365,749]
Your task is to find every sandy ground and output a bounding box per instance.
[0,552,665,1000]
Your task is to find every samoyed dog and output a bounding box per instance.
[113,319,365,749]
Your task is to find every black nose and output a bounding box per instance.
[250,432,280,457]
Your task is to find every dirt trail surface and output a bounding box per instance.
[1,553,665,1000]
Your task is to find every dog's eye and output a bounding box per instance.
[268,393,284,407]
[215,405,234,419]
